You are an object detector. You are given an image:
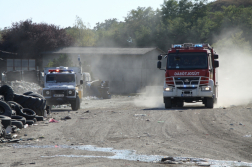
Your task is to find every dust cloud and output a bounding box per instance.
[133,86,164,108]
[216,44,252,107]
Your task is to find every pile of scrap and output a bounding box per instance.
[0,85,48,141]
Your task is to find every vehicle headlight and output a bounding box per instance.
[201,86,211,91]
[164,87,173,92]
[46,90,50,95]
[68,90,73,94]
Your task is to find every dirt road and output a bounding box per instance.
[1,96,252,167]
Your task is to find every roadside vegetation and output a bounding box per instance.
[0,0,252,54]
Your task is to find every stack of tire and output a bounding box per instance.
[0,85,45,137]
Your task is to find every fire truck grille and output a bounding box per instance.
[51,90,67,95]
[174,77,199,85]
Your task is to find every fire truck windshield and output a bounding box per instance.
[167,53,207,70]
[46,74,75,83]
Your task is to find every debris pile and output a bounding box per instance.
[0,84,48,142]
[5,81,42,94]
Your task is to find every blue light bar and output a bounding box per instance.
[174,45,182,48]
[194,44,203,47]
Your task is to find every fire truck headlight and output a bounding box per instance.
[201,86,211,91]
[45,90,50,95]
[68,90,73,94]
[164,87,173,92]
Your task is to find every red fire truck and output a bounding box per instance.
[157,43,219,108]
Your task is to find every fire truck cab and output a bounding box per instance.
[157,43,219,108]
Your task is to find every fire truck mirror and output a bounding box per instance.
[214,60,219,68]
[158,55,162,60]
[157,61,162,69]
[214,54,219,59]
[80,80,84,85]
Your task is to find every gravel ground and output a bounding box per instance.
[0,95,252,167]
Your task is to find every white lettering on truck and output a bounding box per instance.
[174,72,200,76]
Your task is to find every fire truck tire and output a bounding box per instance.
[102,92,111,99]
[177,101,184,107]
[0,85,14,101]
[164,98,172,109]
[0,101,12,117]
[205,98,214,108]
[71,96,80,111]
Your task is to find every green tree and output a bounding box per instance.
[46,54,73,67]
[66,16,96,47]
[94,19,129,47]
[0,19,73,54]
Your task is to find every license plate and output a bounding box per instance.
[182,94,192,97]
[54,94,64,97]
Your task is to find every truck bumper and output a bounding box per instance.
[163,88,213,98]
[45,97,76,105]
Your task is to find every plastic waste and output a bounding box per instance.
[49,118,58,123]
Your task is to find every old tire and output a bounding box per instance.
[164,98,172,109]
[0,85,14,101]
[0,121,5,138]
[26,120,34,125]
[11,120,23,129]
[27,117,37,124]
[35,115,44,121]
[205,97,214,108]
[23,91,34,96]
[18,108,36,120]
[13,94,46,116]
[71,96,80,111]
[0,100,12,117]
[11,115,26,125]
[0,116,11,129]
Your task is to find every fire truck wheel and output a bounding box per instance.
[205,98,214,108]
[164,98,172,109]
[102,92,111,99]
[71,96,80,111]
[177,101,184,107]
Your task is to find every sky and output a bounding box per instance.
[0,0,215,30]
[0,0,165,29]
